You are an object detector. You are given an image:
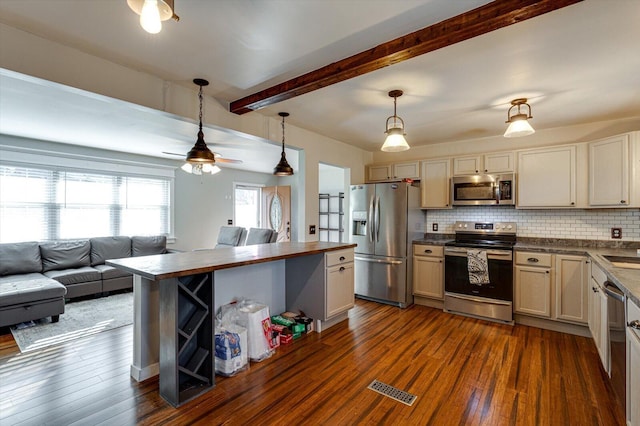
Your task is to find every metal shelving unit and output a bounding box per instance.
[319,192,344,242]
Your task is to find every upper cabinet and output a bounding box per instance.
[420,159,451,209]
[366,161,420,182]
[517,145,577,208]
[453,152,514,175]
[589,132,639,207]
[367,164,392,182]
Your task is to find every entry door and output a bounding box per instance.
[262,186,291,242]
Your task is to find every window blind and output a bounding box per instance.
[0,164,171,243]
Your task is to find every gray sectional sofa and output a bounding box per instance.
[0,235,168,328]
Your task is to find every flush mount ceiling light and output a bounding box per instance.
[127,0,179,34]
[273,112,294,176]
[504,98,535,138]
[381,90,410,152]
[181,79,221,176]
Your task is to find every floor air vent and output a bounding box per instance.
[367,379,417,406]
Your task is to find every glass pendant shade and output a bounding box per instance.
[504,115,535,138]
[381,127,410,152]
[504,98,535,138]
[381,90,410,152]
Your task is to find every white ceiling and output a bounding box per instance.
[1,0,640,164]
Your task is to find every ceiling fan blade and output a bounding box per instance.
[162,151,185,157]
[216,158,243,164]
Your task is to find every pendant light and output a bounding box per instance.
[273,112,294,176]
[127,0,179,34]
[181,79,221,176]
[381,90,410,152]
[504,98,535,138]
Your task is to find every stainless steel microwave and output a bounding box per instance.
[451,173,515,206]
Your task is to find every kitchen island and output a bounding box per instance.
[107,241,356,407]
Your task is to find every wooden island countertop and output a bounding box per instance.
[106,241,356,281]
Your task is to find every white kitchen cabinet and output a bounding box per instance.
[483,152,515,173]
[589,133,639,207]
[514,252,552,318]
[412,244,444,300]
[453,155,481,175]
[366,161,420,182]
[517,145,577,208]
[453,152,514,175]
[628,298,640,425]
[367,164,392,182]
[392,161,420,180]
[325,249,354,318]
[554,255,589,324]
[420,158,451,209]
[589,263,610,372]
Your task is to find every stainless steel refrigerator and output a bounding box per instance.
[349,182,423,307]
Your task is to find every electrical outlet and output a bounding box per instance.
[309,225,316,235]
[432,223,438,232]
[227,219,233,225]
[611,227,622,239]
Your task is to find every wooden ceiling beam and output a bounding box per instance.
[230,0,582,115]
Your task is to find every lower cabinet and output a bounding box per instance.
[412,244,443,300]
[514,252,552,317]
[555,255,589,324]
[628,298,640,425]
[326,262,354,318]
[514,252,589,326]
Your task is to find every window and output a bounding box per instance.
[0,164,171,243]
[233,184,262,229]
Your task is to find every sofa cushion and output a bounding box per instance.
[0,272,48,285]
[0,242,42,276]
[44,266,101,285]
[131,236,167,257]
[40,240,91,273]
[0,278,66,308]
[93,264,132,280]
[90,236,132,266]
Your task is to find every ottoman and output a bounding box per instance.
[0,278,67,328]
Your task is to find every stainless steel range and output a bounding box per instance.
[443,221,516,324]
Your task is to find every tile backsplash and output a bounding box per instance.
[426,206,640,241]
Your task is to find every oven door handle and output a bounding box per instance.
[444,248,469,256]
[444,248,512,260]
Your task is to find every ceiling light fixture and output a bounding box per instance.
[181,79,221,176]
[504,98,535,138]
[381,90,410,152]
[273,112,294,176]
[127,0,179,34]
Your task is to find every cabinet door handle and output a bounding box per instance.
[621,200,626,204]
[339,256,345,261]
[545,271,549,274]
[592,286,599,293]
[527,258,539,263]
[570,202,575,205]
[629,320,640,329]
[339,266,345,272]
[424,249,432,254]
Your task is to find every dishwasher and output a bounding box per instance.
[603,280,626,416]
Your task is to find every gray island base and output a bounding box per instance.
[107,241,356,407]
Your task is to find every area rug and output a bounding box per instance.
[10,292,133,353]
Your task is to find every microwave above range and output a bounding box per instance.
[451,173,515,206]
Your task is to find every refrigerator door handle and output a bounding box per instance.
[355,256,404,265]
[368,195,375,243]
[374,196,381,242]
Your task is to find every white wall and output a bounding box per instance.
[174,167,277,251]
[0,22,372,243]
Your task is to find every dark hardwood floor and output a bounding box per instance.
[0,300,625,425]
